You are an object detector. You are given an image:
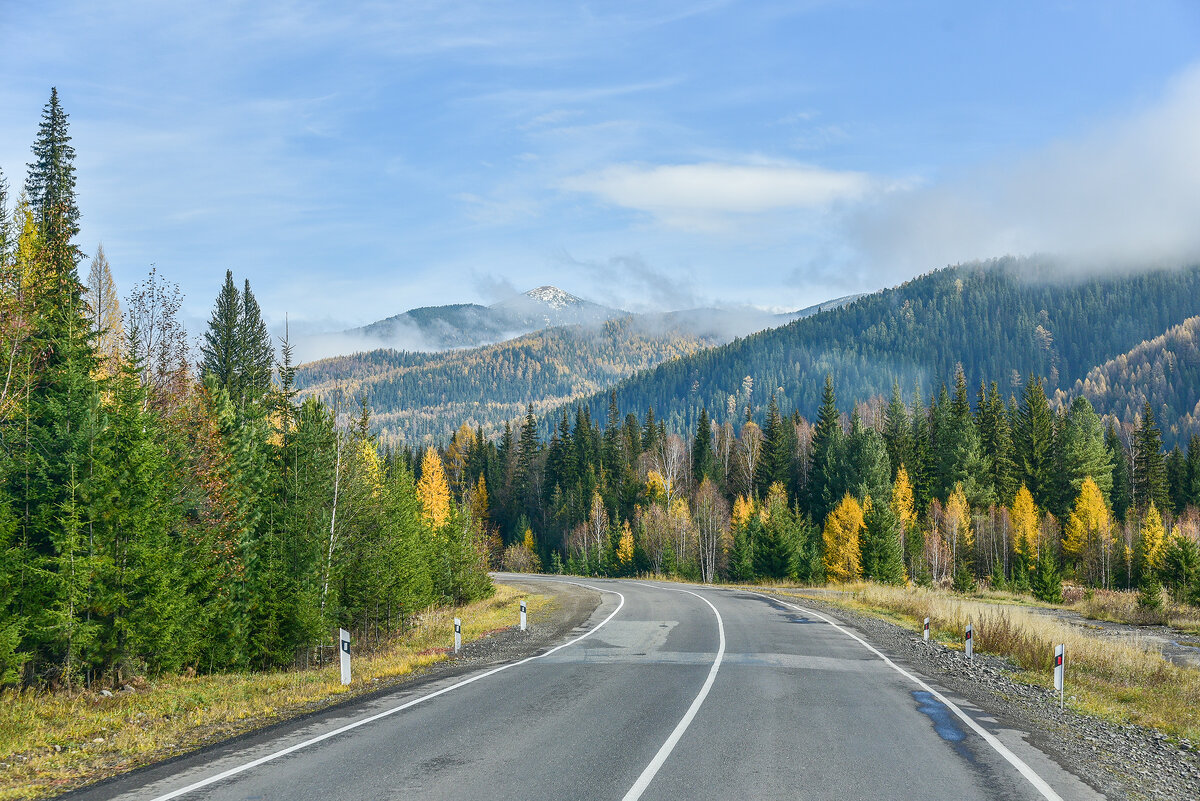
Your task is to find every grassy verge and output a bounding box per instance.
[1070,587,1200,632]
[0,584,551,800]
[775,583,1200,742]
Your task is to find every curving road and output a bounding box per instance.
[72,577,1104,801]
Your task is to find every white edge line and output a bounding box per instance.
[621,581,726,801]
[746,590,1064,801]
[147,579,625,801]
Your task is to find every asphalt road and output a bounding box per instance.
[74,577,1105,801]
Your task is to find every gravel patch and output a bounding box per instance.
[764,591,1200,801]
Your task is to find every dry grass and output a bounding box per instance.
[0,585,550,800]
[1072,588,1200,631]
[780,583,1200,742]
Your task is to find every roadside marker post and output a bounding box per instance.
[1053,644,1065,710]
[338,628,351,685]
[965,622,974,659]
[923,617,930,643]
[454,618,462,654]
[520,600,527,631]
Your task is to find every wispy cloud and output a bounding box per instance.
[562,161,877,230]
[846,63,1200,279]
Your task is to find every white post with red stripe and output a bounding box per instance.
[965,622,974,659]
[923,617,930,643]
[338,628,351,685]
[1054,644,1065,710]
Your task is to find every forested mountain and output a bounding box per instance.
[352,285,619,350]
[299,289,861,444]
[294,317,714,444]
[1059,316,1200,444]
[572,260,1200,437]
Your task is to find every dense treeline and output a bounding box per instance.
[574,262,1200,446]
[294,319,712,445]
[0,90,491,689]
[429,366,1200,604]
[1060,316,1200,443]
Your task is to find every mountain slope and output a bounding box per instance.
[570,259,1200,435]
[294,316,713,444]
[1058,315,1200,443]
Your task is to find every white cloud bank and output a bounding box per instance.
[847,64,1200,279]
[562,161,873,229]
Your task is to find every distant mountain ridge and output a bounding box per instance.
[340,286,862,355]
[294,289,863,443]
[352,286,619,351]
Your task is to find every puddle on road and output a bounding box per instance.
[912,690,966,743]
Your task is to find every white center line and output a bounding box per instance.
[621,581,726,801]
[747,590,1064,801]
[146,579,625,801]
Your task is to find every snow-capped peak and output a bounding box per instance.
[524,286,581,310]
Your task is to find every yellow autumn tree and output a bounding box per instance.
[617,520,635,567]
[444,423,476,492]
[359,441,384,497]
[645,470,667,504]
[469,474,489,526]
[891,464,915,532]
[1139,502,1166,573]
[731,495,754,530]
[416,446,451,529]
[944,483,972,563]
[823,493,865,583]
[1010,485,1039,568]
[1063,476,1112,586]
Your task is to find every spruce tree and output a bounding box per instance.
[1015,376,1055,509]
[1166,446,1188,515]
[201,271,241,395]
[807,375,843,523]
[692,407,716,486]
[7,88,102,683]
[881,383,911,481]
[1054,397,1112,515]
[862,497,905,585]
[1031,547,1063,604]
[1132,403,1169,515]
[25,88,80,249]
[1106,422,1133,524]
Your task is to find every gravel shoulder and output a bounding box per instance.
[763,590,1200,801]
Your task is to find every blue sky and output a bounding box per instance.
[3,1,1200,350]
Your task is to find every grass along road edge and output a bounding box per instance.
[1,585,553,800]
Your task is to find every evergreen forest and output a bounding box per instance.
[0,91,492,689]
